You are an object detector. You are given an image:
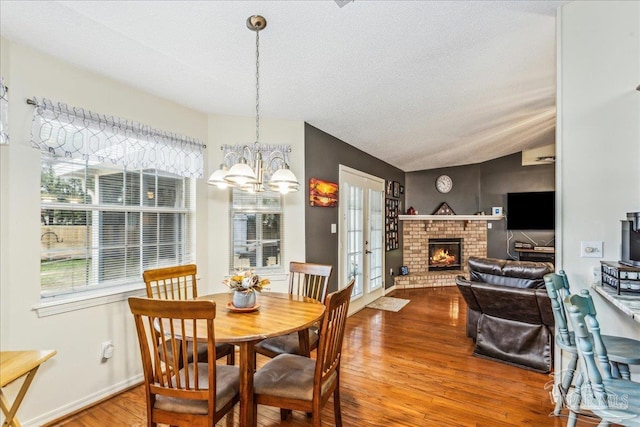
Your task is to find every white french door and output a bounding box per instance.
[338,165,385,313]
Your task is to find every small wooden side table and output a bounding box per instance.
[1,350,56,427]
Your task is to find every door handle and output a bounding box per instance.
[365,250,372,254]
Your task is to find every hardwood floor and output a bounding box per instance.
[48,286,607,426]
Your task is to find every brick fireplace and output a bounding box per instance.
[394,216,489,289]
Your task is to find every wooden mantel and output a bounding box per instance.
[399,215,503,221]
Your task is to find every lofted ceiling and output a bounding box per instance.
[0,0,567,171]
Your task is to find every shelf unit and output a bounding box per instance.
[600,261,640,295]
[514,248,555,264]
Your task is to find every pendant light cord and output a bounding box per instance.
[255,27,260,144]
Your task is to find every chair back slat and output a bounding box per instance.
[288,262,332,302]
[315,279,354,393]
[544,272,572,346]
[143,264,198,300]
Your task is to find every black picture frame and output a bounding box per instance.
[399,185,404,195]
[386,180,393,197]
[385,198,399,251]
[392,181,400,198]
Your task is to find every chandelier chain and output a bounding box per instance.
[255,28,260,143]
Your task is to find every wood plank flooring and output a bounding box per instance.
[47,286,608,426]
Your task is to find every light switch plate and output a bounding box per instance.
[581,241,603,258]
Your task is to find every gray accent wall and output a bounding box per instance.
[406,153,555,260]
[304,124,404,292]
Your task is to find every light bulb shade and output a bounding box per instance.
[269,166,300,193]
[225,161,258,187]
[207,167,230,189]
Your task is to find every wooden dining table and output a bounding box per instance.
[193,291,326,427]
[1,350,56,427]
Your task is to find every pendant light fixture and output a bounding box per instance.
[208,15,299,194]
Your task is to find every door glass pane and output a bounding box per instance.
[369,188,384,291]
[347,184,363,298]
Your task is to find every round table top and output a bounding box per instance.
[196,292,326,343]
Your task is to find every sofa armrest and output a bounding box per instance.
[536,289,555,328]
[455,275,481,312]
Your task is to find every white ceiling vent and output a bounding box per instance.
[522,144,556,166]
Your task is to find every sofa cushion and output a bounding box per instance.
[468,257,553,289]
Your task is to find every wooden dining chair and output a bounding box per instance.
[143,264,235,366]
[128,297,240,427]
[544,272,640,426]
[253,279,354,426]
[254,262,332,360]
[563,290,640,427]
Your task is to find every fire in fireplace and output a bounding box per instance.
[428,238,463,271]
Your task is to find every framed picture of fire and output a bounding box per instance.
[309,178,338,207]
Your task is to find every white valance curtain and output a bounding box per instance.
[0,77,8,145]
[30,97,205,178]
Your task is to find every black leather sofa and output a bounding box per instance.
[455,257,555,373]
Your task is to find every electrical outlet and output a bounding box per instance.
[581,241,603,258]
[389,268,394,276]
[101,340,114,360]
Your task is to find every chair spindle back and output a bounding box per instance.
[288,262,332,303]
[143,264,198,300]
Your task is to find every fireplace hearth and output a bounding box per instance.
[428,238,463,271]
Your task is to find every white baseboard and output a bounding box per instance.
[384,284,397,294]
[25,374,143,427]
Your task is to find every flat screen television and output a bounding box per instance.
[506,191,555,230]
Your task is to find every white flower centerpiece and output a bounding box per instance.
[224,269,270,308]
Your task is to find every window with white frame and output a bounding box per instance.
[230,189,283,273]
[32,98,203,298]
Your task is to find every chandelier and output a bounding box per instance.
[208,15,299,194]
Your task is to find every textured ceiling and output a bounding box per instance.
[0,0,566,171]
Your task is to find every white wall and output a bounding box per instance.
[557,0,640,379]
[0,38,305,426]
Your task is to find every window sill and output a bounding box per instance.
[34,285,148,317]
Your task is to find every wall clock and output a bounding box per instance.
[435,175,453,193]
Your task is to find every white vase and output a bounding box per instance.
[233,290,256,308]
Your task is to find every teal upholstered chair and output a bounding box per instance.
[563,290,640,427]
[544,272,640,425]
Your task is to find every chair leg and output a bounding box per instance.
[334,384,343,427]
[227,346,235,365]
[566,372,583,427]
[280,408,292,420]
[555,353,578,415]
[610,361,621,379]
[614,362,630,380]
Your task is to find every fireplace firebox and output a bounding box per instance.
[428,238,463,271]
